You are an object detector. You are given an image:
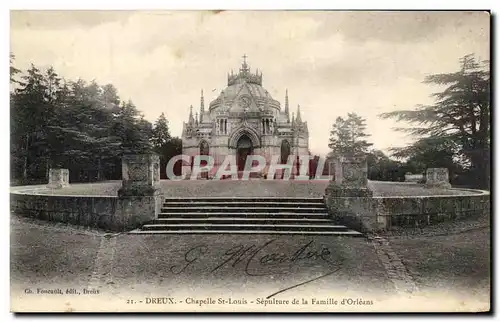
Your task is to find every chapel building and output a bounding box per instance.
[181,56,310,177]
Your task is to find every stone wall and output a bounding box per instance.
[12,154,163,232]
[374,192,490,229]
[10,191,161,232]
[325,157,490,232]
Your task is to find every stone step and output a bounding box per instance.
[160,207,327,213]
[134,197,362,236]
[163,197,325,203]
[129,229,363,236]
[157,212,330,219]
[153,218,332,224]
[163,201,326,208]
[140,223,348,232]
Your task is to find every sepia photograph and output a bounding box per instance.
[9,10,491,312]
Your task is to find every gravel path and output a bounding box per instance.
[380,212,490,238]
[10,213,490,312]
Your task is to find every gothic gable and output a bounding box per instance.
[227,83,261,113]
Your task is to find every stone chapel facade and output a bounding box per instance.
[181,56,310,177]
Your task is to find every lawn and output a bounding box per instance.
[11,179,480,197]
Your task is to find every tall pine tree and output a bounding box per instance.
[151,113,171,150]
[380,54,490,188]
[328,113,373,158]
[10,60,154,183]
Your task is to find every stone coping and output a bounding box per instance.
[10,186,118,198]
[372,188,489,199]
[10,180,489,198]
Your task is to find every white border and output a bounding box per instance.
[2,1,497,321]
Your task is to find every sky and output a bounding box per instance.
[10,10,490,156]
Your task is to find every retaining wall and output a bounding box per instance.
[374,191,490,229]
[10,191,158,232]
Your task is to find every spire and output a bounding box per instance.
[228,55,262,86]
[285,89,290,122]
[296,105,302,123]
[199,89,204,123]
[291,112,295,126]
[195,112,199,126]
[188,105,194,124]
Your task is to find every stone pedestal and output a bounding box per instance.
[117,154,163,226]
[119,154,160,193]
[47,169,70,189]
[324,156,380,232]
[330,156,369,188]
[425,168,451,189]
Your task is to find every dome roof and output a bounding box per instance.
[209,56,280,112]
[218,82,272,101]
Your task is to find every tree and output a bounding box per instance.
[10,53,21,85]
[11,64,62,181]
[366,149,404,181]
[162,137,183,179]
[151,113,178,179]
[52,79,123,181]
[391,137,469,185]
[10,61,154,184]
[151,113,171,150]
[379,54,490,188]
[111,100,153,156]
[328,113,373,158]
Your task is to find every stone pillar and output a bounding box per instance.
[324,156,381,232]
[116,154,163,230]
[425,168,451,188]
[47,169,70,189]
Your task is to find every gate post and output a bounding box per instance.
[115,154,163,230]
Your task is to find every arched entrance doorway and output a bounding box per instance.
[237,135,253,171]
[199,140,209,179]
[280,140,291,164]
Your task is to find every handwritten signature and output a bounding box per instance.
[170,239,344,298]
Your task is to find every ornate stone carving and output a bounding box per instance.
[238,95,251,109]
[128,163,148,182]
[329,156,368,188]
[120,154,161,195]
[342,162,367,187]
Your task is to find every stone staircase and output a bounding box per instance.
[130,197,362,236]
